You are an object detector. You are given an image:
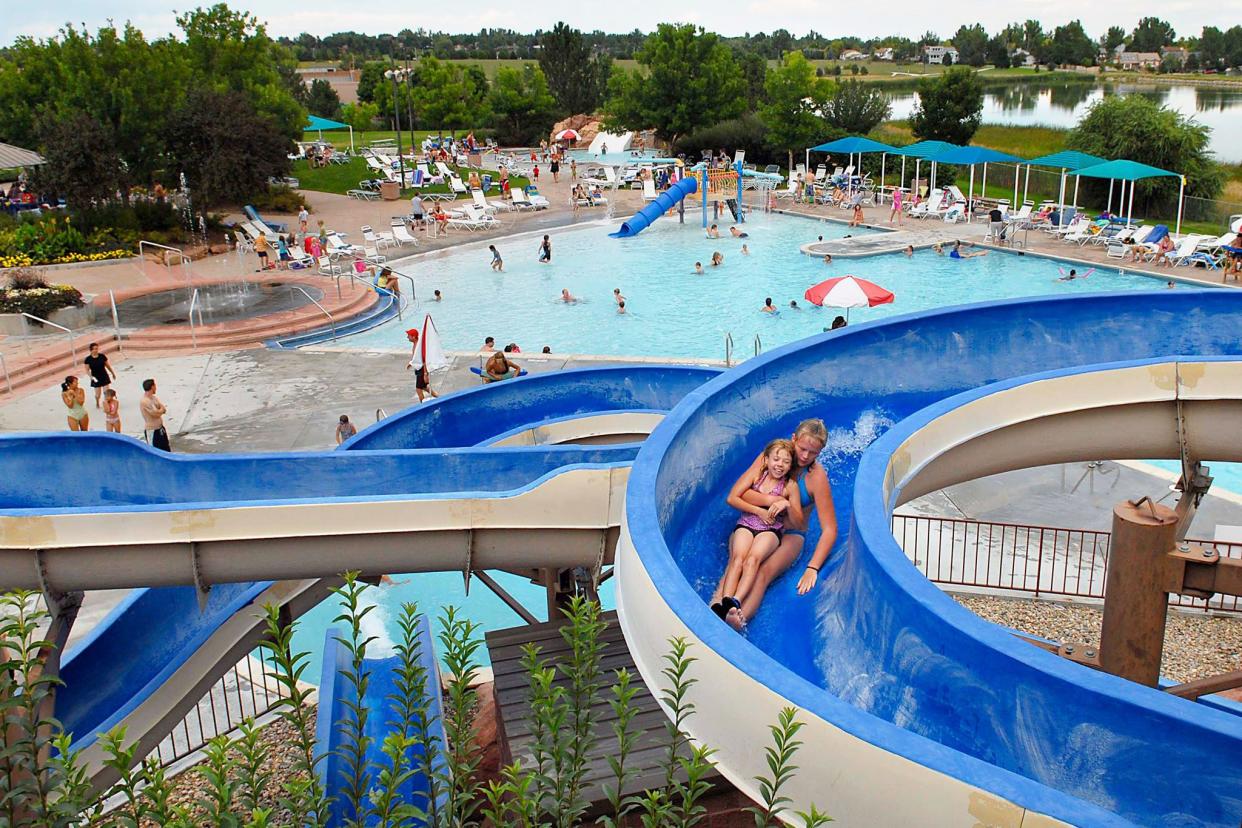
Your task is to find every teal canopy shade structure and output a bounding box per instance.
[809,136,898,155]
[303,114,354,152]
[887,141,961,197]
[1025,150,1107,171]
[1073,159,1179,181]
[929,145,1024,165]
[1073,159,1185,231]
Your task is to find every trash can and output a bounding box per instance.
[380,180,400,200]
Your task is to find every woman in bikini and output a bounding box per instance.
[103,388,121,433]
[709,419,837,629]
[61,375,89,431]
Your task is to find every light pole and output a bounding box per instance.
[385,67,408,188]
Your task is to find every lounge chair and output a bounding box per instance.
[317,256,343,276]
[448,175,468,195]
[446,205,497,231]
[471,189,504,215]
[325,232,359,259]
[361,225,392,252]
[642,179,658,201]
[1163,235,1206,266]
[390,220,420,248]
[525,187,551,209]
[1061,220,1093,244]
[909,190,944,219]
[363,243,386,264]
[244,205,287,234]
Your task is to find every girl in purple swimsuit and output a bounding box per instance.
[713,438,801,627]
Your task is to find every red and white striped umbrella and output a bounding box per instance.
[804,275,894,309]
[555,129,580,141]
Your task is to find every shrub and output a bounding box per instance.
[6,266,47,290]
[250,185,307,214]
[675,113,776,166]
[0,283,85,317]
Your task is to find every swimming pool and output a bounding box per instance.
[345,212,1176,360]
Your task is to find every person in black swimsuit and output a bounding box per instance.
[83,342,116,409]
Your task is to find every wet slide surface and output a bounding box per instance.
[626,290,1242,826]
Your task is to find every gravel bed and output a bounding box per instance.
[956,594,1242,684]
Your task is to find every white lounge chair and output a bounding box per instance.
[361,225,392,251]
[317,256,343,276]
[526,189,551,209]
[1164,235,1206,266]
[1061,221,1093,244]
[448,175,468,195]
[325,232,358,259]
[511,188,536,211]
[363,243,386,264]
[909,190,944,219]
[642,179,658,201]
[446,205,496,231]
[471,189,502,215]
[390,220,420,248]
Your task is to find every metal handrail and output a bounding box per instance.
[187,288,205,350]
[724,332,734,367]
[376,407,387,421]
[108,290,125,355]
[754,334,762,356]
[0,353,11,394]
[139,240,193,286]
[288,286,337,341]
[20,313,76,363]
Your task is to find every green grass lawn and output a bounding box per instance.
[294,157,529,198]
[309,129,496,152]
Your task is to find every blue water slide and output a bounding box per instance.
[315,616,447,826]
[624,289,1242,826]
[347,365,719,451]
[609,176,698,238]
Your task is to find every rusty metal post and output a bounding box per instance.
[1099,498,1178,686]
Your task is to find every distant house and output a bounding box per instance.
[923,45,959,65]
[1010,48,1036,68]
[874,47,895,61]
[840,49,868,61]
[1117,51,1161,70]
[1161,46,1190,62]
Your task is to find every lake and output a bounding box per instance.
[886,81,1242,163]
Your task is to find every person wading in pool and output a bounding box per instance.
[709,418,837,629]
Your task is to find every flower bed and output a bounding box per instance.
[0,215,134,268]
[0,249,132,269]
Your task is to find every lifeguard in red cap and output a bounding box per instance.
[405,328,439,403]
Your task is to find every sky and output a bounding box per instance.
[6,2,1235,44]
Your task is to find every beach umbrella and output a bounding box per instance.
[804,276,894,320]
[555,129,580,142]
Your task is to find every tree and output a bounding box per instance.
[1022,20,1046,60]
[539,23,610,114]
[1102,25,1127,55]
[952,25,988,67]
[605,24,745,145]
[734,47,768,111]
[307,79,341,119]
[32,112,126,205]
[1047,21,1096,66]
[1067,94,1223,212]
[909,66,982,145]
[488,64,558,145]
[165,88,292,207]
[1130,17,1176,53]
[1198,26,1227,70]
[409,56,490,134]
[356,60,387,103]
[340,101,378,132]
[822,80,891,135]
[986,35,1011,69]
[757,52,833,171]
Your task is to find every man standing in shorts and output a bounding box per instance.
[140,378,171,451]
[83,342,116,408]
[405,329,439,403]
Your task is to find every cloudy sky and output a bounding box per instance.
[7,2,1233,43]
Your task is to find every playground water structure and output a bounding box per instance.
[3,295,1242,823]
[340,211,1169,359]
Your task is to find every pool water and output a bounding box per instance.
[348,212,1173,360]
[291,570,617,678]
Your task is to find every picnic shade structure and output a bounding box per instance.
[889,141,959,200]
[555,128,580,142]
[1023,150,1108,227]
[926,145,1025,222]
[0,142,46,169]
[304,115,354,153]
[804,275,894,320]
[806,136,899,198]
[1073,159,1184,234]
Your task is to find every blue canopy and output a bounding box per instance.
[809,136,898,155]
[304,115,349,131]
[889,140,959,159]
[1025,150,1107,171]
[1073,159,1179,181]
[929,145,1024,165]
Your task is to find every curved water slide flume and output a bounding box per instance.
[618,290,1242,827]
[0,366,713,790]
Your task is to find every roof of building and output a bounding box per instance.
[0,142,45,168]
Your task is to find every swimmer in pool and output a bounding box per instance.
[1057,267,1095,281]
[711,251,724,267]
[789,300,801,310]
[903,245,914,256]
[730,226,749,238]
[741,244,750,255]
[762,297,776,313]
[932,243,944,255]
[694,261,704,274]
[949,241,987,260]
[822,254,832,265]
[707,224,721,239]
[613,287,626,305]
[561,288,578,303]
